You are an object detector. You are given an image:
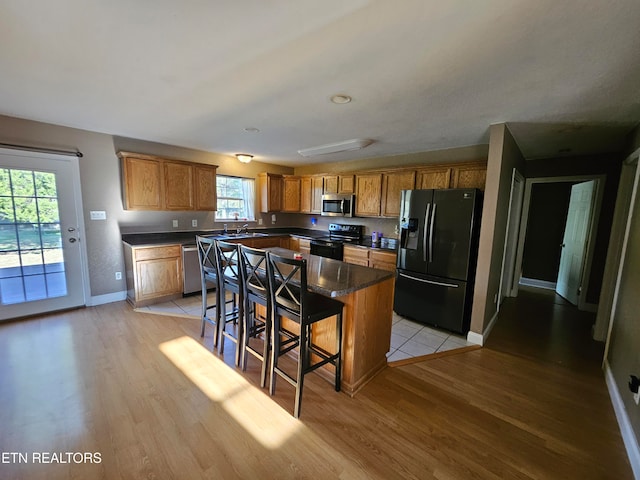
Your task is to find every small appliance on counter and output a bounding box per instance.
[310,223,363,260]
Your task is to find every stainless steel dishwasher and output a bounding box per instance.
[182,244,213,295]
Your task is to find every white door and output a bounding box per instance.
[0,149,86,320]
[556,180,596,305]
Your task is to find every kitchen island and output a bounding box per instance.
[265,247,395,396]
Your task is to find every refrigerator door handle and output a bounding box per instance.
[429,203,436,262]
[398,272,459,288]
[423,203,431,262]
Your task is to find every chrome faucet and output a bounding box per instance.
[236,223,249,234]
[223,224,228,234]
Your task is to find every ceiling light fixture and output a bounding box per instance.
[244,127,260,133]
[236,154,253,163]
[297,138,374,157]
[330,94,352,104]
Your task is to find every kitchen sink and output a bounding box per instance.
[221,232,269,238]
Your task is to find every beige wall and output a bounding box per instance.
[470,123,526,336]
[0,114,291,299]
[607,125,640,447]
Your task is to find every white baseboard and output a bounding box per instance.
[519,277,557,290]
[467,310,499,346]
[88,291,127,306]
[604,359,640,479]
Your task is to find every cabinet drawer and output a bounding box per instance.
[134,245,182,261]
[343,245,369,265]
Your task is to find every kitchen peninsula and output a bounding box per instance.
[122,231,396,395]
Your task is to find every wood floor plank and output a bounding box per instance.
[0,298,632,479]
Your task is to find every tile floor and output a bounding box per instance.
[138,292,472,362]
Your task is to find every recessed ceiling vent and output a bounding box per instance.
[297,138,374,157]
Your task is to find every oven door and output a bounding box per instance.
[310,240,344,260]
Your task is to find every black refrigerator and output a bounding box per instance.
[394,188,482,334]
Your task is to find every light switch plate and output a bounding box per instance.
[172,220,178,228]
[192,219,197,227]
[90,210,106,220]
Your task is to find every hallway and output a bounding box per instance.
[485,285,605,375]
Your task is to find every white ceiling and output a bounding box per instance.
[1,0,639,166]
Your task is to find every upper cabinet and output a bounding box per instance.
[416,167,452,190]
[119,152,217,211]
[323,174,355,194]
[282,175,301,212]
[311,176,323,213]
[258,172,284,213]
[381,170,416,217]
[452,164,487,190]
[301,175,323,213]
[355,173,383,217]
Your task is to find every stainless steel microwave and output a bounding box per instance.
[321,194,355,217]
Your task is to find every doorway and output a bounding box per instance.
[0,148,88,321]
[511,175,605,312]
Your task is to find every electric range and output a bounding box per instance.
[310,223,364,260]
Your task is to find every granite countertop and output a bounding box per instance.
[265,247,394,297]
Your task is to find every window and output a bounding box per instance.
[215,175,255,221]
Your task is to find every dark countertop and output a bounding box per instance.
[266,247,394,297]
[121,228,398,253]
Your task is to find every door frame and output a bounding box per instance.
[512,174,605,311]
[0,147,89,317]
[498,168,524,307]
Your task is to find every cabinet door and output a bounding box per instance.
[369,250,397,272]
[299,239,311,254]
[381,171,415,217]
[323,175,338,194]
[122,156,163,210]
[282,176,301,212]
[164,161,194,210]
[343,245,369,266]
[289,236,300,252]
[338,175,355,194]
[300,177,312,213]
[134,246,183,302]
[258,173,283,212]
[311,176,324,214]
[251,236,284,249]
[452,164,487,190]
[194,165,217,211]
[417,167,452,190]
[355,173,383,217]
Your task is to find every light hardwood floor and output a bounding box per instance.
[0,298,632,479]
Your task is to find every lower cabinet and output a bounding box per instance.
[343,245,397,271]
[289,237,310,254]
[343,245,369,266]
[124,244,183,307]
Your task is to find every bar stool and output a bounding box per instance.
[214,239,244,367]
[265,251,344,418]
[238,244,271,387]
[195,235,221,349]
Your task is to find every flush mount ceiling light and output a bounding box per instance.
[330,94,352,104]
[297,138,374,157]
[235,154,253,163]
[244,127,260,133]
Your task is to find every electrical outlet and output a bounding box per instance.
[172,220,178,228]
[115,272,122,280]
[271,214,276,224]
[258,218,263,225]
[192,219,197,227]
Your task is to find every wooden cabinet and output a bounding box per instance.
[368,250,397,272]
[311,176,323,214]
[301,175,323,214]
[194,164,217,210]
[416,167,452,190]
[294,238,311,254]
[355,173,383,217]
[282,176,301,212]
[343,245,369,266]
[323,175,338,194]
[381,170,415,217]
[164,161,194,210]
[124,244,183,307]
[119,152,217,211]
[258,172,283,213]
[338,174,355,194]
[452,164,487,190]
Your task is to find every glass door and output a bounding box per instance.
[0,149,86,321]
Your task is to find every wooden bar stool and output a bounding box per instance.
[195,236,221,349]
[265,251,344,418]
[238,244,271,387]
[214,239,244,367]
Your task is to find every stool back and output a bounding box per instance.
[196,236,217,281]
[238,244,269,303]
[214,239,241,288]
[266,252,307,319]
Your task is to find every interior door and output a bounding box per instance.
[556,180,595,305]
[0,149,86,321]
